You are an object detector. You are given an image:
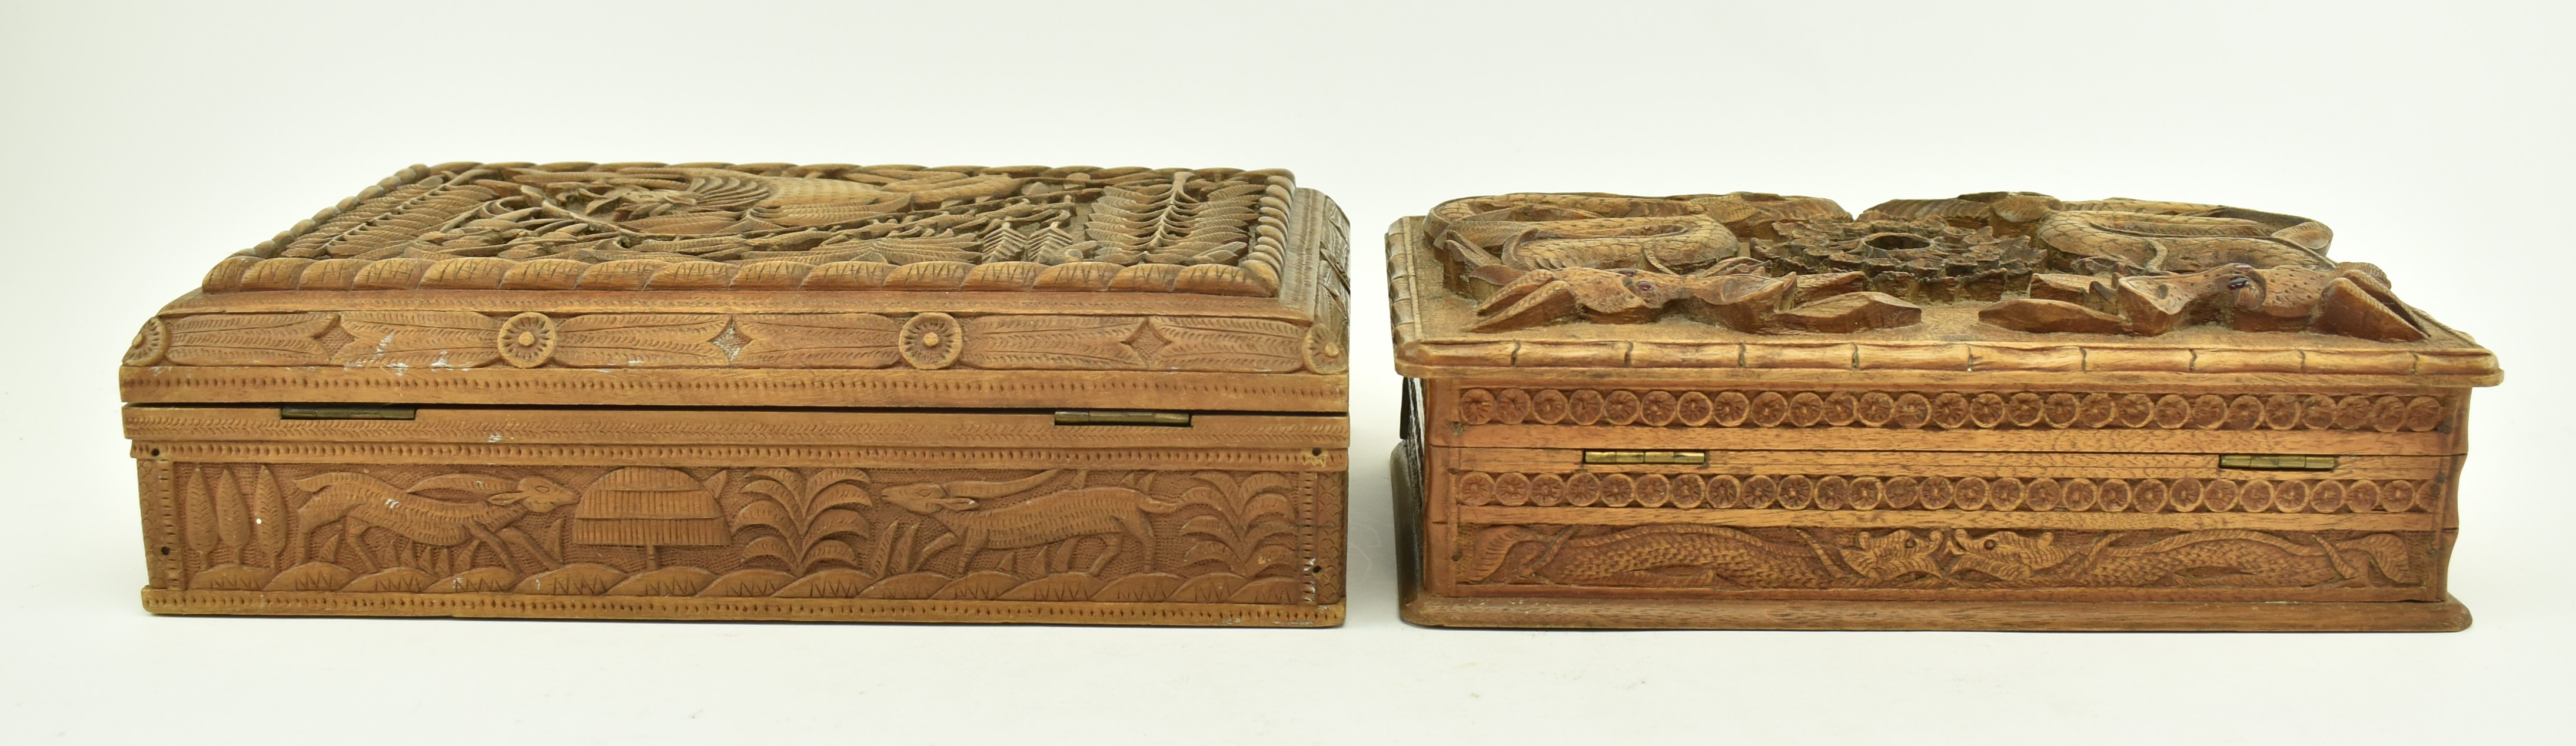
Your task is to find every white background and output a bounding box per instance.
[5,2,2571,743]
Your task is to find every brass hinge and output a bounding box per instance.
[2219,454,2340,471]
[281,405,417,421]
[1583,449,1708,465]
[1053,409,1191,427]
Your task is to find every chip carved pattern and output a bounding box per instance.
[131,311,1329,373]
[147,463,1327,607]
[1456,387,2448,432]
[1450,470,2438,514]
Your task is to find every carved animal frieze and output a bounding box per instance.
[203,163,1302,298]
[126,311,1331,374]
[154,464,1321,606]
[1458,524,2432,591]
[1455,387,2449,432]
[1451,471,2438,514]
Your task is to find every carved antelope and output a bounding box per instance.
[880,470,1185,574]
[292,472,577,575]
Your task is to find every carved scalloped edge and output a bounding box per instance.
[205,163,1294,298]
[1451,387,2449,432]
[1448,471,2441,514]
[142,591,1343,627]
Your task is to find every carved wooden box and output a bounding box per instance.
[1388,191,2497,631]
[121,162,1350,626]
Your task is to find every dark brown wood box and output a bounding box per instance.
[1387,191,2498,631]
[120,162,1350,626]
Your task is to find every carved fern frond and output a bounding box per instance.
[164,314,334,366]
[732,314,899,368]
[955,316,1147,369]
[281,178,500,258]
[1139,318,1303,372]
[551,314,730,367]
[334,311,504,368]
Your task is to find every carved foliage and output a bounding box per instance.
[161,313,334,366]
[154,464,1322,605]
[732,314,900,368]
[1458,523,2432,592]
[211,163,1303,297]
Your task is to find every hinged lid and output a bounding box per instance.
[118,162,1351,412]
[1389,191,2498,388]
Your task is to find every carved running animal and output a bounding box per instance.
[1462,525,1947,588]
[881,470,1185,574]
[292,472,576,575]
[1946,529,2419,588]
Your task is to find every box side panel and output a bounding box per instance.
[131,408,1345,626]
[1413,378,2461,606]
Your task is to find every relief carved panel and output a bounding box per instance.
[149,464,1327,606]
[1457,523,2435,594]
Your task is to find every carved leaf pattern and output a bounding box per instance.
[278,179,497,259]
[551,314,730,367]
[1082,174,1262,265]
[732,313,901,368]
[178,466,215,569]
[250,467,289,569]
[164,314,334,366]
[1178,472,1304,578]
[733,468,874,575]
[156,464,1322,609]
[1142,317,1304,372]
[955,316,1146,369]
[334,311,504,368]
[1457,524,2433,593]
[211,468,250,566]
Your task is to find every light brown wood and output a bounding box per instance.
[121,162,1350,626]
[1394,447,2467,631]
[1389,191,2495,631]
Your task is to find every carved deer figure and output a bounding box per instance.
[880,470,1185,575]
[292,472,577,575]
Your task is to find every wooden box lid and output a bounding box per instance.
[1389,191,2498,388]
[119,162,1351,412]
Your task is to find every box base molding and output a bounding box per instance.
[144,589,1343,628]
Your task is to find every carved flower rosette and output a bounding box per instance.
[124,318,170,366]
[898,312,962,369]
[497,312,558,368]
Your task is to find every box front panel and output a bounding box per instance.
[131,408,1345,625]
[1416,379,2462,605]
